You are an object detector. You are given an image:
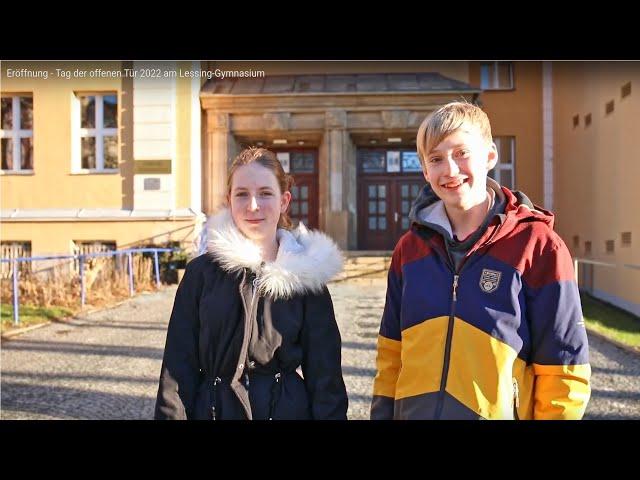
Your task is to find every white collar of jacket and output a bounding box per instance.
[205,208,344,299]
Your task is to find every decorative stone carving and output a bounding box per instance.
[209,112,229,131]
[325,110,347,130]
[263,112,291,131]
[382,110,410,129]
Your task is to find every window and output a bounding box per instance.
[621,232,632,246]
[358,149,423,174]
[1,241,32,278]
[585,113,592,127]
[277,151,317,227]
[621,82,631,99]
[359,150,385,173]
[290,151,315,173]
[289,185,310,226]
[72,240,116,269]
[605,100,614,115]
[1,95,33,172]
[573,235,580,248]
[367,184,387,231]
[480,62,514,90]
[401,151,422,172]
[73,240,116,256]
[74,93,118,172]
[605,240,615,253]
[584,241,592,255]
[489,136,515,189]
[573,115,580,128]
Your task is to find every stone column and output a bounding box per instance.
[205,112,238,214]
[120,61,134,210]
[344,132,357,250]
[322,109,349,249]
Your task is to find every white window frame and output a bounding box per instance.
[0,95,34,173]
[73,240,116,255]
[72,93,118,173]
[72,240,117,271]
[1,241,32,278]
[480,62,514,90]
[491,137,516,189]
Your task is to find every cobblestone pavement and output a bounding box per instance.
[1,289,171,420]
[328,279,386,420]
[1,280,638,419]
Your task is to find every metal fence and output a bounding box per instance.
[574,258,640,288]
[1,247,178,326]
[574,257,640,316]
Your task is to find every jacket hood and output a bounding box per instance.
[205,208,344,299]
[408,178,554,242]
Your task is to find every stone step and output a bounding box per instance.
[346,256,389,265]
[344,259,390,267]
[337,253,392,280]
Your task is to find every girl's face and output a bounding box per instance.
[229,162,291,242]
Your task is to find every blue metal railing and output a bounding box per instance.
[197,222,208,256]
[1,247,180,326]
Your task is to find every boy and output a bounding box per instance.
[370,101,590,420]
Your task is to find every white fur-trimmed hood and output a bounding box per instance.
[205,209,344,299]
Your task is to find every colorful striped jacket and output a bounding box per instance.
[371,184,591,420]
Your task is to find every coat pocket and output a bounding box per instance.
[273,372,312,420]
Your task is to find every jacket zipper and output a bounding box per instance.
[432,238,484,419]
[512,377,520,420]
[420,209,507,419]
[434,272,459,419]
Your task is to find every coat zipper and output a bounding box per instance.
[211,376,222,420]
[268,372,282,420]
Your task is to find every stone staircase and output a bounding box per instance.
[333,251,392,282]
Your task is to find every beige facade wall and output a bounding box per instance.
[1,61,126,208]
[176,61,194,210]
[1,218,198,256]
[1,61,201,259]
[211,61,469,83]
[469,61,544,206]
[553,62,640,314]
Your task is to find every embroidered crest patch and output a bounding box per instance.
[479,269,501,293]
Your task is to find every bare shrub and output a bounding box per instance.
[0,254,159,310]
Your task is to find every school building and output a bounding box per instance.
[1,61,638,315]
[1,61,205,273]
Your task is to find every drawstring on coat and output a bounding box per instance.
[211,376,221,420]
[268,372,282,420]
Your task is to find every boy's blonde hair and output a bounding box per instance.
[416,101,493,165]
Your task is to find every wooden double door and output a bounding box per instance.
[358,176,424,250]
[273,149,319,229]
[288,173,318,229]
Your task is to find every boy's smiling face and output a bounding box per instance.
[423,123,498,212]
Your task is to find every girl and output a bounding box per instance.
[155,147,348,420]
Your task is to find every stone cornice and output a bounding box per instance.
[200,92,478,112]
